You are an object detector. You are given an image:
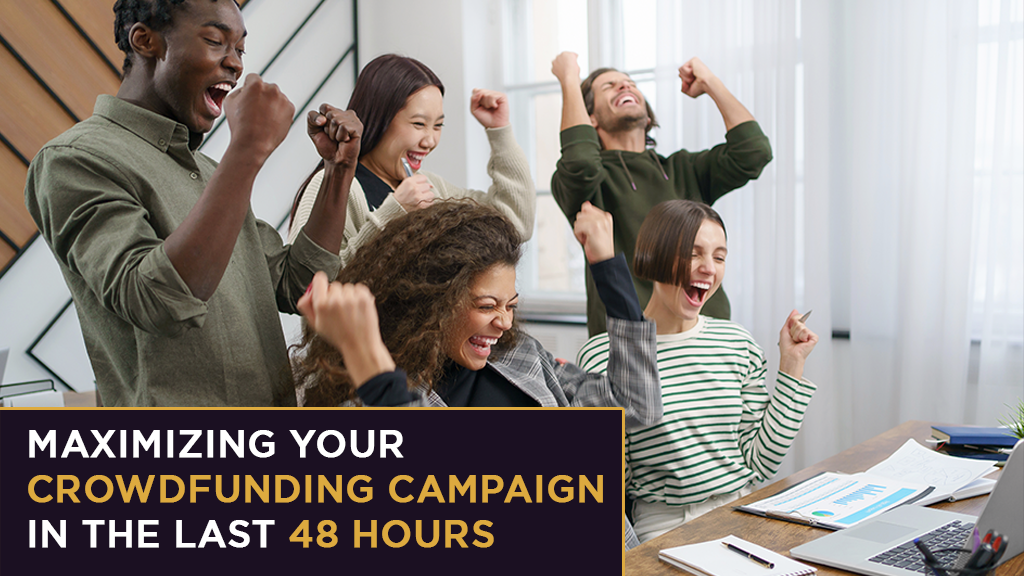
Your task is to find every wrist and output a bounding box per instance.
[315,164,352,211]
[700,76,727,99]
[778,356,805,380]
[323,154,358,172]
[344,341,397,388]
[560,78,583,93]
[220,142,268,175]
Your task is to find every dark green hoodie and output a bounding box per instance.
[551,121,772,336]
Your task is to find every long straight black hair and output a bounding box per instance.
[289,54,445,226]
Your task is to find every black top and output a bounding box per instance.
[355,253,641,406]
[434,361,538,407]
[355,163,392,211]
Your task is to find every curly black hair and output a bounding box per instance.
[113,0,188,73]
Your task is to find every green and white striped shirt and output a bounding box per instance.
[577,315,816,506]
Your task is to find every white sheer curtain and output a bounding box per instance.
[831,0,1023,441]
[649,0,840,475]
[971,0,1024,427]
[644,0,1023,475]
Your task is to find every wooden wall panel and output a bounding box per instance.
[0,240,15,273]
[53,0,250,79]
[0,147,33,246]
[0,0,253,280]
[0,2,121,120]
[56,0,122,74]
[0,48,77,160]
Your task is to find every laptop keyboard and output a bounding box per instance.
[867,520,974,573]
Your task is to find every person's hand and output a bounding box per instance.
[393,173,434,212]
[470,89,510,129]
[573,202,615,264]
[678,57,717,99]
[552,51,581,83]
[307,104,363,168]
[297,272,396,388]
[778,309,818,378]
[224,73,295,163]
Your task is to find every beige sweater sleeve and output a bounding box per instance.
[426,125,537,241]
[288,169,408,266]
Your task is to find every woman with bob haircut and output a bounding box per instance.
[288,54,534,263]
[294,199,660,430]
[577,199,819,543]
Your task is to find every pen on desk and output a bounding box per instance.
[401,157,414,178]
[914,539,948,576]
[723,542,775,569]
[765,509,817,527]
[913,538,940,564]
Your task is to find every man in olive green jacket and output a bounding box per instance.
[25,0,359,406]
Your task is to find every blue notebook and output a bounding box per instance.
[931,425,1018,447]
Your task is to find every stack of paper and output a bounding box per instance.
[867,439,998,505]
[735,471,933,529]
[736,439,999,530]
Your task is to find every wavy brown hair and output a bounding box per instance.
[296,200,523,406]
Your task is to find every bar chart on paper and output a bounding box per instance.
[736,472,934,529]
[833,484,885,505]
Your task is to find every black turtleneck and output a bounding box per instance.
[355,163,392,211]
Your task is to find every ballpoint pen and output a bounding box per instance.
[401,157,414,178]
[913,539,948,576]
[765,509,818,526]
[722,541,775,569]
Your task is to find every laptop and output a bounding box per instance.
[791,439,1023,575]
[0,347,8,384]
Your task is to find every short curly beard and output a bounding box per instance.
[595,108,649,135]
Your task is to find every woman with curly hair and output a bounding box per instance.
[288,53,535,264]
[294,200,660,431]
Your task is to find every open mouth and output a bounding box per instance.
[614,93,639,107]
[405,151,427,171]
[203,82,234,117]
[685,281,711,307]
[467,335,499,357]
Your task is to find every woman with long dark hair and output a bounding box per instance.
[288,54,534,263]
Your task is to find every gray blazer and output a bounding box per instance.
[404,316,663,430]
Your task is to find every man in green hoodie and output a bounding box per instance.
[550,52,772,336]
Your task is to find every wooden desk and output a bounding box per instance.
[624,420,1023,575]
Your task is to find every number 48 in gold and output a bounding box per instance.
[289,520,338,548]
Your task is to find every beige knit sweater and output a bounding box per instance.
[288,125,536,265]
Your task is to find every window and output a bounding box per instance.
[502,0,661,314]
